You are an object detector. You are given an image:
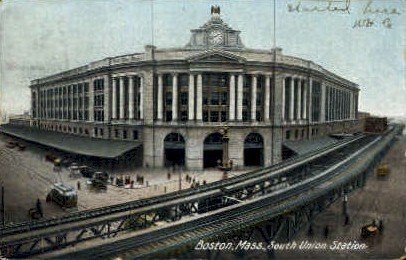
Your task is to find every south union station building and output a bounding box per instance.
[29,7,361,170]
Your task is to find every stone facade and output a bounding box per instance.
[28,7,361,170]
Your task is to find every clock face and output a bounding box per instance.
[209,30,224,45]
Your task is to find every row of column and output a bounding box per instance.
[157,73,203,121]
[37,82,89,121]
[111,75,144,120]
[280,76,357,124]
[282,76,308,123]
[33,73,357,124]
[325,85,355,121]
[34,74,141,123]
[156,73,272,122]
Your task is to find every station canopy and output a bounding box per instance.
[0,124,141,159]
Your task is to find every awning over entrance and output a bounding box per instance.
[283,136,345,155]
[0,124,141,159]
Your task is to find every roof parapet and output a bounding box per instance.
[145,45,157,60]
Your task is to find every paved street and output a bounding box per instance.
[0,134,249,224]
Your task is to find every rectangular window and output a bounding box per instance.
[203,74,209,85]
[123,130,127,139]
[181,111,188,122]
[203,111,209,122]
[242,110,248,121]
[311,81,321,122]
[286,130,291,140]
[244,75,252,88]
[203,96,208,105]
[210,111,219,122]
[256,94,262,106]
[165,111,172,122]
[179,74,189,87]
[243,93,249,106]
[256,111,262,121]
[163,74,172,86]
[115,129,119,138]
[220,92,227,105]
[285,78,290,120]
[180,92,188,105]
[221,111,227,122]
[293,80,298,120]
[211,92,219,105]
[165,92,172,105]
[124,78,129,119]
[133,130,138,140]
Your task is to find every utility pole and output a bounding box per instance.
[1,186,5,226]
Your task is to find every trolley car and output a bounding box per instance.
[46,183,77,208]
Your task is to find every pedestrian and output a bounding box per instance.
[324,225,329,238]
[77,181,81,190]
[36,198,43,218]
[344,214,350,225]
[378,219,384,232]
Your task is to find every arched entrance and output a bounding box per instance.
[203,133,223,168]
[244,133,264,167]
[164,133,185,167]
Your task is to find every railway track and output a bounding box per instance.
[0,134,363,236]
[0,134,381,258]
[0,147,55,186]
[54,130,394,259]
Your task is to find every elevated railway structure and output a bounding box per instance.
[0,135,360,237]
[51,125,402,259]
[0,126,402,258]
[0,136,362,234]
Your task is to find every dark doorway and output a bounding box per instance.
[203,133,223,168]
[203,150,222,168]
[244,133,264,167]
[164,133,185,167]
[165,148,185,166]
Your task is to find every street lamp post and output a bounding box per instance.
[218,125,233,179]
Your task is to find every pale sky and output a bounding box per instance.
[0,0,405,117]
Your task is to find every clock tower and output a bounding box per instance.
[186,6,244,49]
